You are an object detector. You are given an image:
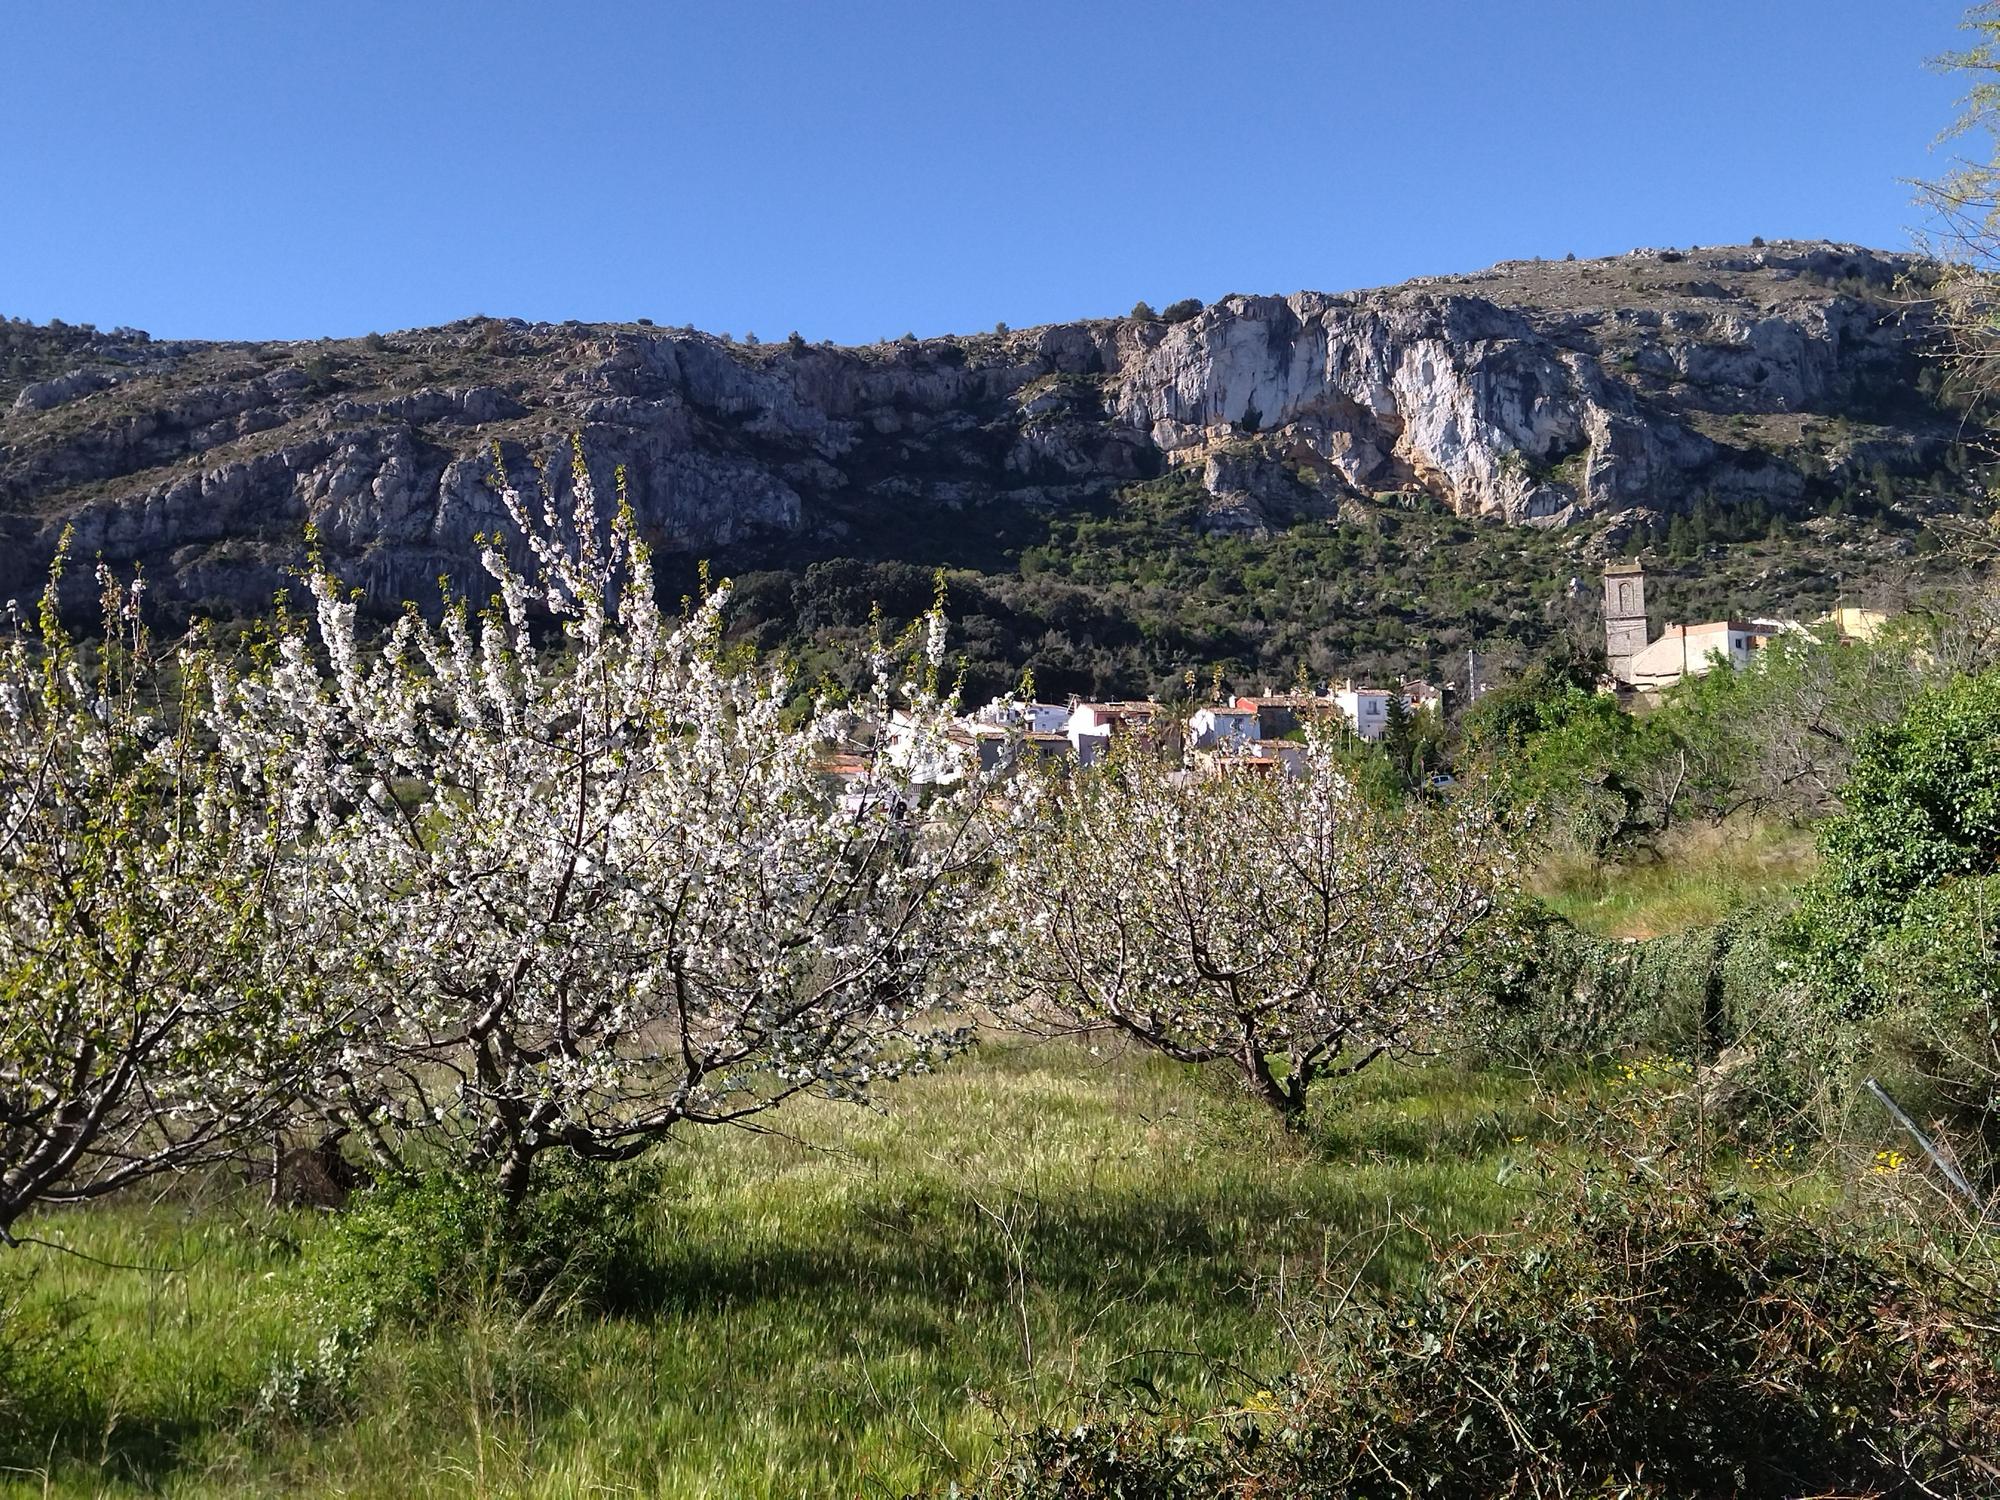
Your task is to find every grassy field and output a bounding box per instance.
[1536,821,1816,940]
[2,1041,1582,1499]
[0,831,1848,1499]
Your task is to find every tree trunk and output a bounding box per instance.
[1701,922,1735,1063]
[496,1145,537,1210]
[1241,1049,1311,1130]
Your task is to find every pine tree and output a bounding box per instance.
[1381,691,1417,790]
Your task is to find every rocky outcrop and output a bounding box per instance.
[1110,263,1903,525]
[12,368,119,413]
[0,241,1951,614]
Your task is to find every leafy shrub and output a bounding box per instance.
[978,1122,2000,1498]
[253,1319,372,1427]
[1470,902,1860,1142]
[1856,873,2000,1173]
[298,350,340,393]
[1789,668,2000,1014]
[259,1157,662,1425]
[1464,653,1661,856]
[1161,298,1203,323]
[1472,910,1649,1058]
[0,1267,91,1466]
[1772,670,2000,1153]
[299,1156,660,1333]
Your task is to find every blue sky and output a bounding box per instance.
[0,2,1975,342]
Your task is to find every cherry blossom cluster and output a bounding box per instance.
[203,451,1000,1202]
[0,544,329,1240]
[983,740,1517,1122]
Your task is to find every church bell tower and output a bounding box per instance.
[1603,562,1648,684]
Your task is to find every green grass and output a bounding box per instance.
[2,1041,1570,1499]
[1537,822,1817,939]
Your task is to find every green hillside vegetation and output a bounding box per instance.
[723,466,1969,708]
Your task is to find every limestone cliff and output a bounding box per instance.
[0,241,1952,613]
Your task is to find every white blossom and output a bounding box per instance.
[0,548,336,1239]
[206,456,1000,1201]
[981,739,1517,1122]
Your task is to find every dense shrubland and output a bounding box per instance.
[980,1101,2000,1499]
[725,463,1961,709]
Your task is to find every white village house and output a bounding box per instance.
[1066,700,1179,766]
[971,699,1072,735]
[1334,681,1394,741]
[1187,704,1261,751]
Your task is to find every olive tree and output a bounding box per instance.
[0,554,328,1243]
[987,743,1516,1125]
[210,459,999,1203]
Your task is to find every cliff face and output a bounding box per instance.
[0,241,1949,613]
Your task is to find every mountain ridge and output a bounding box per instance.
[0,242,1970,686]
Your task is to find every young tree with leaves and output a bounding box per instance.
[0,552,330,1243]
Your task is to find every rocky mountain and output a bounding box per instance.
[0,241,1964,623]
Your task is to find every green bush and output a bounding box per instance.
[1478,905,1787,1056]
[1789,668,2000,1014]
[0,1266,91,1467]
[977,1128,2000,1498]
[1857,874,2000,1173]
[1470,899,1867,1142]
[257,1157,663,1425]
[1465,655,1661,857]
[1776,670,2000,1153]
[299,1156,660,1333]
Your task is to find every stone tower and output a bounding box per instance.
[1603,562,1648,684]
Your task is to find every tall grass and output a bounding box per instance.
[3,1041,1561,1499]
[1537,820,1815,939]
